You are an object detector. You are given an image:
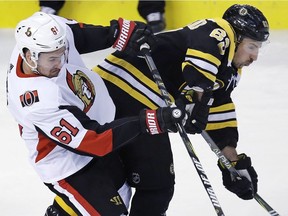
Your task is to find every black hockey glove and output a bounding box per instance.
[139,107,185,135]
[176,88,213,134]
[110,18,156,55]
[218,153,258,200]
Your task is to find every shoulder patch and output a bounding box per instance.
[20,90,39,107]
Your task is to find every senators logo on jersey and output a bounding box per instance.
[20,90,39,107]
[67,70,95,113]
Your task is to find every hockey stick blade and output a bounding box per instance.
[140,44,225,216]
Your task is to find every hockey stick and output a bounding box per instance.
[140,44,225,216]
[140,44,280,216]
[201,130,280,216]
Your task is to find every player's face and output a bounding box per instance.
[233,38,262,69]
[37,46,67,78]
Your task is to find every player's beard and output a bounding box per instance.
[48,68,61,78]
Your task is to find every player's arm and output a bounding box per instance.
[68,18,155,55]
[207,90,258,201]
[205,91,239,151]
[31,105,184,157]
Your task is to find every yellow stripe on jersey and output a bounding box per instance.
[209,103,235,113]
[206,102,237,130]
[182,61,216,83]
[206,120,237,130]
[55,196,77,216]
[93,66,159,109]
[186,49,221,67]
[106,54,161,96]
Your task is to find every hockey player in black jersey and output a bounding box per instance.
[94,4,268,215]
[47,4,269,216]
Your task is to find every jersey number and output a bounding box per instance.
[51,119,79,144]
[210,28,230,55]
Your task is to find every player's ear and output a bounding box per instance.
[24,49,33,62]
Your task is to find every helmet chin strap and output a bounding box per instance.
[21,53,41,75]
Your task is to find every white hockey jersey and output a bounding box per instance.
[6,14,117,183]
[7,49,115,183]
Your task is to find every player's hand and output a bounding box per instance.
[218,153,258,200]
[110,18,156,55]
[139,106,185,135]
[176,88,213,134]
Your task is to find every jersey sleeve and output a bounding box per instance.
[205,87,239,150]
[26,84,141,157]
[68,23,112,54]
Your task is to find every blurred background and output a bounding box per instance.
[1,0,288,29]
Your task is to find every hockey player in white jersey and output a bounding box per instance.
[6,12,185,216]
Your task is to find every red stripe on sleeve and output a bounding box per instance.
[58,179,101,216]
[76,129,113,156]
[35,133,57,163]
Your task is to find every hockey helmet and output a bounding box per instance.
[15,12,66,61]
[223,4,269,42]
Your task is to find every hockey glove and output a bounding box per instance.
[218,153,258,200]
[139,107,185,135]
[110,18,156,55]
[176,87,213,134]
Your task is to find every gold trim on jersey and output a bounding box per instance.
[206,120,237,130]
[186,49,221,67]
[209,103,235,113]
[93,54,174,108]
[94,66,159,109]
[206,102,237,130]
[55,196,77,216]
[182,61,216,83]
[106,54,161,95]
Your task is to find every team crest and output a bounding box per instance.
[213,79,225,90]
[67,70,95,113]
[239,7,248,16]
[20,90,39,107]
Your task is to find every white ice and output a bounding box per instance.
[0,28,287,215]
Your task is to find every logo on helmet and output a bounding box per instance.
[262,21,269,28]
[25,27,32,37]
[239,8,248,16]
[51,26,59,35]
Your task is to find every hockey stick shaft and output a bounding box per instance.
[201,130,280,216]
[140,45,225,216]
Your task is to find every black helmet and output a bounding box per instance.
[223,4,269,42]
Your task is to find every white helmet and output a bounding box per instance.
[15,12,66,61]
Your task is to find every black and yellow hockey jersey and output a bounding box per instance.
[94,18,241,150]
